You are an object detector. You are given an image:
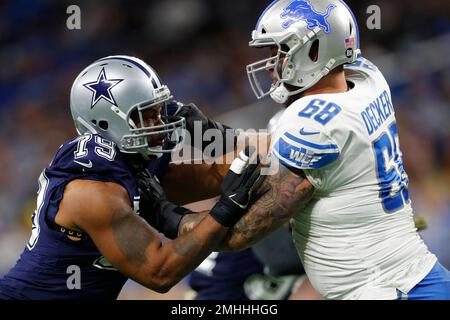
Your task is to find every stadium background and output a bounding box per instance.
[0,0,448,299]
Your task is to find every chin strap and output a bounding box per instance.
[270,85,291,104]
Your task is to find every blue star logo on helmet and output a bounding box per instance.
[83,68,123,108]
[280,0,336,32]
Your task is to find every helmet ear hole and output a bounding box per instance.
[309,39,320,62]
[280,44,290,53]
[99,120,109,130]
[91,120,97,125]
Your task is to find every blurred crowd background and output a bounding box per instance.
[0,0,449,299]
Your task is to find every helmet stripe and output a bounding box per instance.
[97,56,160,88]
[147,66,162,87]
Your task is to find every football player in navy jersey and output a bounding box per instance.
[0,55,262,300]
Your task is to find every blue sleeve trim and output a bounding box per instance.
[284,132,338,150]
[273,137,340,169]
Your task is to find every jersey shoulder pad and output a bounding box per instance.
[271,114,340,170]
[49,135,139,209]
[344,56,378,73]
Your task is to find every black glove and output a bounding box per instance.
[169,101,237,155]
[135,170,190,239]
[209,147,261,227]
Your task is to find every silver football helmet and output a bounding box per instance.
[247,0,361,104]
[70,55,185,158]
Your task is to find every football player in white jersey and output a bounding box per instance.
[192,0,449,299]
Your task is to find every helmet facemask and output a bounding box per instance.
[120,86,186,159]
[246,41,290,101]
[247,28,330,104]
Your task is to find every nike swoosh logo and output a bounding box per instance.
[299,128,320,136]
[229,194,247,209]
[74,160,93,168]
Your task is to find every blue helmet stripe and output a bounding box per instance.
[98,56,150,77]
[147,66,162,87]
[256,0,281,29]
[339,0,360,49]
[97,56,160,88]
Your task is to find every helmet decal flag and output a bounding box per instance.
[280,0,336,32]
[83,67,123,109]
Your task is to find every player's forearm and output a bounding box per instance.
[202,131,270,196]
[177,211,208,237]
[218,166,315,252]
[162,161,232,206]
[162,132,270,206]
[106,206,225,293]
[177,167,315,252]
[138,155,261,290]
[153,215,227,292]
[216,203,290,252]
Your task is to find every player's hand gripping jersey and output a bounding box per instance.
[270,57,437,300]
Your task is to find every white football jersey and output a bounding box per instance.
[270,57,437,300]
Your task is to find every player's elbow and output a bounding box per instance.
[145,276,176,293]
[144,265,180,293]
[151,281,173,294]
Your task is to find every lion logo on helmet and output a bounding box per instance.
[280,0,336,33]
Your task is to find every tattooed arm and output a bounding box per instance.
[222,161,315,251]
[177,160,315,251]
[56,179,227,293]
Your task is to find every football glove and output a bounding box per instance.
[167,100,237,155]
[135,170,190,239]
[209,147,261,227]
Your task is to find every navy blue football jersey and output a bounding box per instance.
[188,249,264,300]
[0,134,167,300]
